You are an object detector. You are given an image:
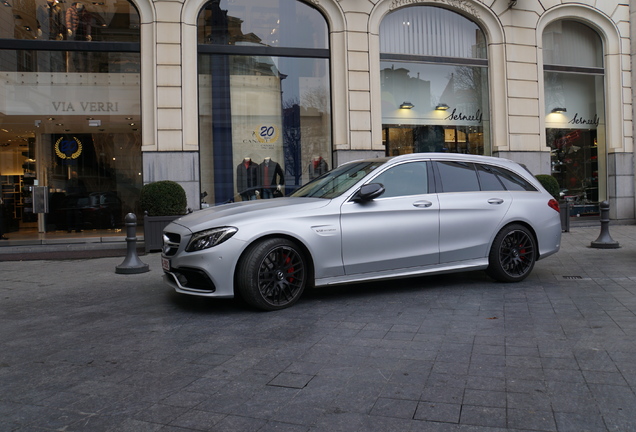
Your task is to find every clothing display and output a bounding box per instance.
[308,156,329,180]
[37,0,64,40]
[236,158,259,201]
[259,158,284,199]
[66,2,91,41]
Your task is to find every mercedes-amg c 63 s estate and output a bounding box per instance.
[162,153,561,310]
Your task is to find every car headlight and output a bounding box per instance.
[186,227,238,252]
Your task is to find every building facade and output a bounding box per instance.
[0,0,633,238]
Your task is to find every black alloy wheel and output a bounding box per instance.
[237,238,307,311]
[486,224,536,282]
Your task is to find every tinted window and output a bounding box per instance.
[372,162,428,198]
[476,164,505,191]
[437,161,479,192]
[491,167,537,191]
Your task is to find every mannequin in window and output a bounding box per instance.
[308,155,328,180]
[66,2,92,41]
[236,157,259,201]
[65,170,87,233]
[37,0,64,40]
[259,157,284,199]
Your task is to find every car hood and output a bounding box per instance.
[168,197,331,233]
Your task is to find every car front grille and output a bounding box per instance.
[163,232,181,256]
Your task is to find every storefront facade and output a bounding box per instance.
[0,0,633,239]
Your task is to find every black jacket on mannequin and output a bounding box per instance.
[260,159,284,191]
[236,159,259,198]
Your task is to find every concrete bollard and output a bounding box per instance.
[590,201,620,249]
[116,213,150,274]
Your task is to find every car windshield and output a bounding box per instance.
[291,160,386,199]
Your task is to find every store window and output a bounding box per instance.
[197,0,331,205]
[0,0,141,235]
[380,6,490,156]
[543,20,605,218]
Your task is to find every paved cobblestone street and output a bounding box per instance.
[2,225,636,431]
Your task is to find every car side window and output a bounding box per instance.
[372,162,428,198]
[491,166,538,191]
[476,164,506,191]
[436,161,480,192]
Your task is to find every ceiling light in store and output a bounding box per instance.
[88,119,101,127]
[129,123,135,126]
[2,1,11,7]
[56,123,63,126]
[1,128,8,132]
[47,117,55,121]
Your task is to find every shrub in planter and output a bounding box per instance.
[140,180,187,216]
[535,174,560,201]
[140,181,187,252]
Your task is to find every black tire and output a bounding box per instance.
[236,238,308,311]
[486,224,536,282]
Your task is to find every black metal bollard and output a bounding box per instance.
[116,213,150,274]
[590,201,620,249]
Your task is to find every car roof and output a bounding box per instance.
[346,153,520,169]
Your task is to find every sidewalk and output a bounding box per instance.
[1,224,636,431]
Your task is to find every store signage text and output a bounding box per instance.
[52,102,119,113]
[445,108,483,123]
[568,113,600,127]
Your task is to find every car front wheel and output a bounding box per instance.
[486,224,536,282]
[236,238,307,311]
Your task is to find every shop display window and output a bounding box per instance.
[379,6,490,156]
[0,0,141,235]
[197,0,331,205]
[543,20,605,217]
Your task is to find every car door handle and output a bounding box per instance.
[413,200,433,208]
[488,198,504,205]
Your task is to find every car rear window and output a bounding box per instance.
[490,166,537,191]
[476,164,506,191]
[436,161,480,192]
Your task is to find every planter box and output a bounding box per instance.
[144,214,182,253]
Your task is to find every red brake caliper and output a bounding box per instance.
[284,254,294,283]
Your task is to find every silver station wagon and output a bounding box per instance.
[162,153,561,310]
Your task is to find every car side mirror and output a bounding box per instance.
[353,183,385,202]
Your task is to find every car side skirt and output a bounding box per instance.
[315,259,489,287]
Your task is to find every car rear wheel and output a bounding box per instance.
[236,238,307,311]
[486,224,536,282]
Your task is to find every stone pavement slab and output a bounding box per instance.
[1,225,636,431]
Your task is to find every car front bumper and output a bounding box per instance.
[161,227,246,298]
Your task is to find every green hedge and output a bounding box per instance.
[140,180,187,216]
[535,174,560,201]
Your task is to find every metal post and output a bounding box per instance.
[116,213,150,274]
[590,201,620,249]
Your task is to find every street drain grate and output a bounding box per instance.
[562,275,583,280]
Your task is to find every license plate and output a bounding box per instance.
[161,257,170,271]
